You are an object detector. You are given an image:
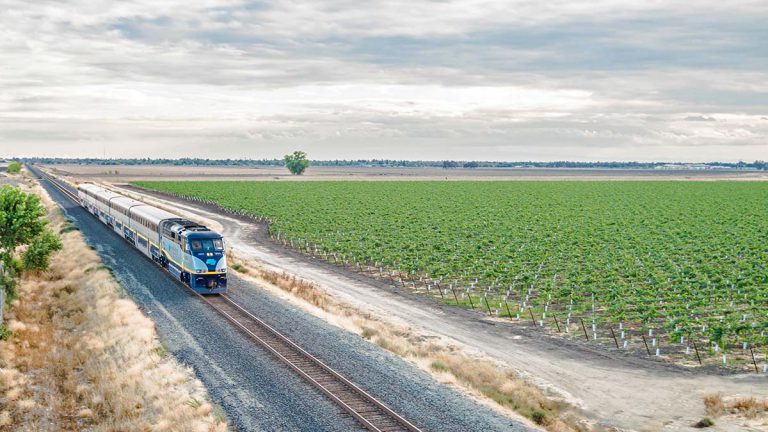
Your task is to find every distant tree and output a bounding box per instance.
[442,160,459,169]
[284,151,310,175]
[6,162,21,174]
[463,161,479,168]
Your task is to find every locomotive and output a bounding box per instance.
[77,183,227,293]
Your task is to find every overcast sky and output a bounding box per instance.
[1,1,766,161]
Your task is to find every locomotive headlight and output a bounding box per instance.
[220,268,226,273]
[197,269,204,274]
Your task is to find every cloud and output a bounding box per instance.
[684,115,716,122]
[0,0,766,161]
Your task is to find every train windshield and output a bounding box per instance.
[190,238,224,252]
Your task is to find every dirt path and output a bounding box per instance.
[112,184,768,432]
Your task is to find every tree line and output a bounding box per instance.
[12,157,768,170]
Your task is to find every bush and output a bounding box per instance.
[694,417,715,428]
[22,228,63,271]
[430,360,449,372]
[6,161,21,174]
[230,263,248,274]
[0,324,11,340]
[529,408,548,425]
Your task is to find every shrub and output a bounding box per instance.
[0,324,11,340]
[694,417,715,428]
[6,161,21,174]
[22,228,63,271]
[230,263,248,274]
[530,408,548,425]
[430,360,449,372]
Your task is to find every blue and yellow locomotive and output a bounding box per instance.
[77,183,227,293]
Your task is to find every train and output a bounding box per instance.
[77,183,227,294]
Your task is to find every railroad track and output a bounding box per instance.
[32,166,81,203]
[205,295,420,432]
[30,165,422,432]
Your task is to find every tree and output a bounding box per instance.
[0,186,59,308]
[6,162,21,174]
[442,160,459,169]
[284,151,310,175]
[0,186,47,266]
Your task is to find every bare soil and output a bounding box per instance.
[112,183,768,432]
[45,163,768,182]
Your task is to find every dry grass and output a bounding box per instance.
[258,269,329,311]
[230,256,590,431]
[703,393,768,421]
[0,183,226,431]
[703,394,725,417]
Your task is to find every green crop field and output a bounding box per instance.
[136,180,768,365]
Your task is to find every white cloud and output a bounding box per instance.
[0,0,766,161]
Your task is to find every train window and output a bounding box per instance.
[190,239,223,252]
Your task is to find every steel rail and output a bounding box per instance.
[33,167,80,203]
[32,165,422,432]
[204,294,421,432]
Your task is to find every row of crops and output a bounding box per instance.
[135,180,768,369]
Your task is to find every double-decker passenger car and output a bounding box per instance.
[78,183,227,293]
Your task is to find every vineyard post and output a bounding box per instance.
[553,314,561,332]
[451,287,460,305]
[529,308,537,326]
[467,293,475,309]
[436,282,445,299]
[610,327,619,349]
[503,301,513,320]
[483,296,492,315]
[580,318,589,341]
[750,348,759,373]
[692,339,703,365]
[641,335,651,356]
